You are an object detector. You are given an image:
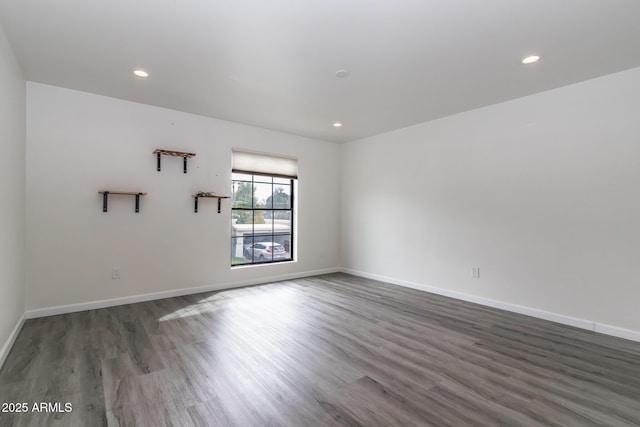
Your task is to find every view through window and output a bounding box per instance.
[231,173,294,266]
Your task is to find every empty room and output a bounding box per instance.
[1,0,640,426]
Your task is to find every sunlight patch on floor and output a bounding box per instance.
[158,284,302,322]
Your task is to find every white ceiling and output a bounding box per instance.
[1,0,640,143]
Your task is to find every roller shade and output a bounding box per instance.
[232,149,298,179]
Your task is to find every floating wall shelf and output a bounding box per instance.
[98,191,147,213]
[153,149,196,173]
[192,192,230,213]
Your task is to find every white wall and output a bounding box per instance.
[23,65,640,338]
[0,25,26,362]
[26,83,340,312]
[341,67,640,334]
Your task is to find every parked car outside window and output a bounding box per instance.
[244,242,286,262]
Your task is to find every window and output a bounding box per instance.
[231,150,297,266]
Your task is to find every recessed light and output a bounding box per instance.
[335,69,350,78]
[522,55,540,64]
[333,122,343,128]
[133,69,149,77]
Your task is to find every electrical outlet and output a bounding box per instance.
[112,267,121,279]
[472,267,480,279]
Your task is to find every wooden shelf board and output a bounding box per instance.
[192,194,230,199]
[98,191,147,195]
[153,149,196,158]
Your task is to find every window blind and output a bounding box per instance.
[232,149,298,179]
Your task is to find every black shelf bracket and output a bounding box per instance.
[192,194,229,214]
[99,191,147,213]
[154,150,196,174]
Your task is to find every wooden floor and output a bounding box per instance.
[1,273,640,426]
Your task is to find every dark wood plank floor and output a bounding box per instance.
[1,272,640,426]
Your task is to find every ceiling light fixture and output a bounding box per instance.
[335,69,350,78]
[333,122,343,128]
[522,55,540,64]
[133,69,149,77]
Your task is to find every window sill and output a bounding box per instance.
[231,259,297,269]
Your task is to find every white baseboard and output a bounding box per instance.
[594,323,640,342]
[25,267,340,319]
[341,268,640,343]
[0,312,26,370]
[22,266,640,344]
